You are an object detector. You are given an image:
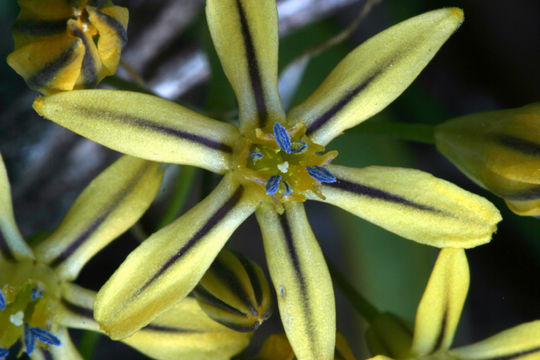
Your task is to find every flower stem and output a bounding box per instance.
[326,259,380,324]
[156,166,198,230]
[355,121,436,145]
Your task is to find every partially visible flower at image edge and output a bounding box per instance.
[435,103,540,217]
[7,0,128,94]
[33,1,502,359]
[366,248,540,360]
[0,154,250,360]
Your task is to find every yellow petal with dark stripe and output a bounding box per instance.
[87,6,128,74]
[7,33,85,94]
[312,165,501,248]
[30,327,83,360]
[59,283,250,360]
[17,0,72,20]
[33,90,239,174]
[288,8,464,146]
[450,321,540,360]
[410,248,469,356]
[67,19,103,88]
[94,176,256,339]
[206,0,285,131]
[435,103,540,217]
[256,202,335,360]
[0,152,34,261]
[194,249,272,332]
[34,156,164,281]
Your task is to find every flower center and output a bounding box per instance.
[233,121,338,211]
[0,261,62,356]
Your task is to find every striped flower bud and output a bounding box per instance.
[435,103,540,216]
[7,0,128,94]
[193,249,272,332]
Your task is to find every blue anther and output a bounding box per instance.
[30,327,62,346]
[306,166,337,183]
[273,123,291,153]
[251,151,263,162]
[283,181,292,196]
[0,348,9,359]
[24,324,36,355]
[290,141,307,154]
[0,289,5,310]
[32,288,43,301]
[265,175,282,195]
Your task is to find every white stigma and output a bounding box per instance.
[277,161,289,173]
[10,311,24,326]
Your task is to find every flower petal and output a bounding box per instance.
[311,165,501,248]
[410,248,469,356]
[0,152,34,261]
[29,327,83,360]
[450,320,540,360]
[7,33,85,94]
[206,0,285,131]
[34,156,164,281]
[288,8,464,146]
[256,202,335,360]
[94,176,256,339]
[33,90,239,174]
[58,283,250,360]
[87,5,128,75]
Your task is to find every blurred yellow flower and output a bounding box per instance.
[435,103,540,216]
[7,0,128,94]
[34,1,502,359]
[367,248,540,360]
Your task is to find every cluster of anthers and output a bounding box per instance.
[234,121,338,211]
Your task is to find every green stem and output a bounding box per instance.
[355,121,436,145]
[327,260,380,324]
[78,331,100,360]
[156,166,198,230]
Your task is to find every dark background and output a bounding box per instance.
[1,0,539,358]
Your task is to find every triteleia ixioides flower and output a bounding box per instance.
[366,248,540,360]
[0,153,250,359]
[435,103,540,216]
[7,0,128,94]
[33,2,502,359]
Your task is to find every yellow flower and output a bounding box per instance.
[33,2,502,359]
[0,154,249,360]
[7,0,128,94]
[254,333,356,360]
[367,248,540,360]
[435,103,540,216]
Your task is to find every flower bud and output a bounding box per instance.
[365,313,413,358]
[435,103,540,216]
[193,249,272,332]
[7,0,128,94]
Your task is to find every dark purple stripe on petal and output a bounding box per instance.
[496,135,540,158]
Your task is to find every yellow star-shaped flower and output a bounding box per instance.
[33,1,502,358]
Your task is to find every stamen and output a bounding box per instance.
[277,161,289,173]
[273,122,292,153]
[265,175,282,195]
[306,166,337,183]
[10,311,24,326]
[0,289,5,310]
[0,348,9,359]
[24,324,36,355]
[32,288,43,301]
[30,327,62,346]
[251,151,263,163]
[290,141,308,154]
[283,181,292,196]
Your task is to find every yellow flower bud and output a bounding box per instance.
[435,103,540,216]
[7,0,128,94]
[193,249,273,332]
